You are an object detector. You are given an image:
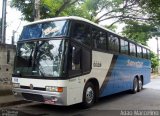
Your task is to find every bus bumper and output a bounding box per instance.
[12,88,67,106]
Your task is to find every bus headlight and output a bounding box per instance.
[46,86,63,92]
[12,83,20,88]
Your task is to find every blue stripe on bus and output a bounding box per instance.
[100,55,151,97]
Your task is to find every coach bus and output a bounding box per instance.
[12,16,151,107]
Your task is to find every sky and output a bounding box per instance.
[0,0,28,44]
[0,0,159,53]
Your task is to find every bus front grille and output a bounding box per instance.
[20,86,46,91]
[22,93,44,102]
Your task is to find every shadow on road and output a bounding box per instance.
[96,90,132,105]
[0,89,149,116]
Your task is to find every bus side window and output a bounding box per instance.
[72,22,91,46]
[137,46,142,58]
[108,34,119,53]
[98,31,106,50]
[129,43,136,57]
[84,25,91,46]
[142,48,147,59]
[92,28,106,50]
[120,39,128,55]
[147,50,150,59]
[92,28,98,48]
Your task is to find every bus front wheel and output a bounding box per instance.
[82,82,95,108]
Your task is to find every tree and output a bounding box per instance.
[10,0,160,45]
[121,0,160,45]
[10,0,84,21]
[11,0,154,24]
[139,0,160,24]
[77,0,154,25]
[150,51,159,72]
[0,18,2,29]
[122,20,155,45]
[104,25,117,32]
[0,18,2,38]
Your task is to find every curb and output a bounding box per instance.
[151,75,160,79]
[0,100,31,107]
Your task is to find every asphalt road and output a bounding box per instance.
[1,77,160,116]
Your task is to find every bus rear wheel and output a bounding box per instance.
[82,82,95,108]
[138,78,143,92]
[131,77,138,94]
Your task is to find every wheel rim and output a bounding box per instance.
[139,80,142,90]
[134,79,138,91]
[86,87,94,104]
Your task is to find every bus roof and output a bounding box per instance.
[25,16,150,50]
[25,16,116,34]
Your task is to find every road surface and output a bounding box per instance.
[1,77,160,116]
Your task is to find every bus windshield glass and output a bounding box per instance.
[20,20,68,40]
[14,40,65,77]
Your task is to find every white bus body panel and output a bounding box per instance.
[12,51,113,105]
[67,51,113,105]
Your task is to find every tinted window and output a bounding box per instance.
[82,47,91,73]
[137,46,142,58]
[130,43,136,57]
[146,49,150,59]
[108,34,119,52]
[72,22,91,46]
[120,39,128,54]
[143,48,147,58]
[71,46,81,71]
[69,43,91,77]
[92,28,106,50]
[20,20,68,40]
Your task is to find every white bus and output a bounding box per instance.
[12,16,151,107]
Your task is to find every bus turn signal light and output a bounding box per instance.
[46,86,63,92]
[57,87,63,92]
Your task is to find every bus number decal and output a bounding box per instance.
[93,61,102,67]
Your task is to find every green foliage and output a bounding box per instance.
[105,25,117,32]
[10,0,35,21]
[150,51,159,70]
[122,20,154,45]
[10,0,133,24]
[0,18,2,36]
[0,18,2,29]
[10,0,160,46]
[140,0,160,24]
[10,0,90,21]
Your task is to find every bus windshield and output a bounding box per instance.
[20,20,68,40]
[14,40,65,77]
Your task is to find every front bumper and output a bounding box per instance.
[12,88,67,106]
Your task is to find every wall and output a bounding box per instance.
[0,44,16,91]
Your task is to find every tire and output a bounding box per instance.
[137,78,143,92]
[82,82,95,108]
[131,78,138,94]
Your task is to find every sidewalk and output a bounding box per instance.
[151,73,160,79]
[0,89,29,108]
